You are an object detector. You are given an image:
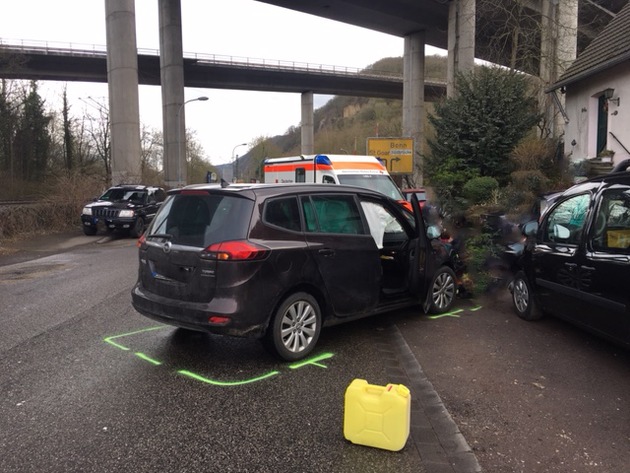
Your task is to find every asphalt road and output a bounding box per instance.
[398,291,630,472]
[1,231,629,473]
[0,234,432,473]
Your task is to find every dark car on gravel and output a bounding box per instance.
[131,182,463,360]
[510,171,630,348]
[81,185,167,237]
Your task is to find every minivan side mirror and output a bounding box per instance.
[426,225,442,239]
[523,220,538,236]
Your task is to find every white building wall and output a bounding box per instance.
[564,61,630,165]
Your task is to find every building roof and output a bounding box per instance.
[549,1,630,91]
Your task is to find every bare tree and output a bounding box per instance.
[78,97,111,184]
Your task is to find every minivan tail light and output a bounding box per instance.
[203,241,269,261]
[137,233,146,247]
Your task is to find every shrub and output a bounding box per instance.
[463,176,499,205]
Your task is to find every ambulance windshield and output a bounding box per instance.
[338,175,404,200]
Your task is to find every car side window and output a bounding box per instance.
[155,189,167,202]
[359,200,405,249]
[295,168,306,183]
[542,194,590,245]
[264,197,301,231]
[302,195,365,234]
[591,188,630,252]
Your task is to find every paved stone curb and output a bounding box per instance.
[382,324,483,473]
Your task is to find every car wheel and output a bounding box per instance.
[511,271,544,321]
[264,292,321,361]
[130,217,144,238]
[428,266,457,314]
[83,225,97,236]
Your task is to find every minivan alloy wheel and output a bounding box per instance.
[429,267,457,314]
[265,292,322,361]
[511,271,543,321]
[513,278,529,314]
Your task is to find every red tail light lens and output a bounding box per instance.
[137,233,146,247]
[203,241,269,261]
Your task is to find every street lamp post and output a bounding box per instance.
[232,142,247,182]
[177,96,209,186]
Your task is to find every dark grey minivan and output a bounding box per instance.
[131,183,460,360]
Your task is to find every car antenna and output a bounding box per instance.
[220,178,230,188]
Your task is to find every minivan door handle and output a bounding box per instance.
[318,248,335,257]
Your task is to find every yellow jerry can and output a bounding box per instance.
[343,378,411,451]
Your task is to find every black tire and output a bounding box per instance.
[129,217,144,238]
[511,271,544,321]
[263,292,321,361]
[82,225,97,236]
[428,266,457,314]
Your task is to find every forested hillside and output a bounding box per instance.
[225,55,447,183]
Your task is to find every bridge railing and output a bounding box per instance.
[0,38,415,81]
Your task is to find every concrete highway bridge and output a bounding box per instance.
[0,0,625,185]
[0,40,448,100]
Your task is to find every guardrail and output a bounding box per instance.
[0,38,446,83]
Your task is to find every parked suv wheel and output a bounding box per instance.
[130,217,144,238]
[428,266,457,314]
[511,271,543,321]
[83,225,97,236]
[264,292,321,361]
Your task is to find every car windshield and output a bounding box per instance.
[146,193,253,247]
[100,188,147,203]
[337,175,404,200]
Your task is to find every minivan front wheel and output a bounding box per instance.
[511,271,543,321]
[428,267,457,314]
[264,292,321,361]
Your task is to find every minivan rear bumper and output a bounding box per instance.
[131,283,268,338]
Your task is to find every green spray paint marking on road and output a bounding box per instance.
[177,369,280,386]
[288,352,334,370]
[104,325,166,351]
[135,352,162,366]
[427,305,484,320]
[428,308,464,319]
[103,325,335,387]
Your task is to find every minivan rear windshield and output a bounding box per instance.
[147,193,253,247]
[337,175,404,200]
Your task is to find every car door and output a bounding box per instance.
[301,193,381,317]
[531,193,594,318]
[358,193,431,307]
[408,193,434,311]
[580,186,630,343]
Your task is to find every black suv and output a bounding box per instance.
[510,171,630,348]
[81,185,167,237]
[131,183,462,360]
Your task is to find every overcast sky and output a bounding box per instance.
[1,0,442,164]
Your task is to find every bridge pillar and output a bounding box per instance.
[540,0,578,139]
[105,0,142,184]
[158,0,186,187]
[403,31,425,185]
[447,0,476,97]
[301,91,314,155]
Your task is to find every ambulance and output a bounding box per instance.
[263,154,405,200]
